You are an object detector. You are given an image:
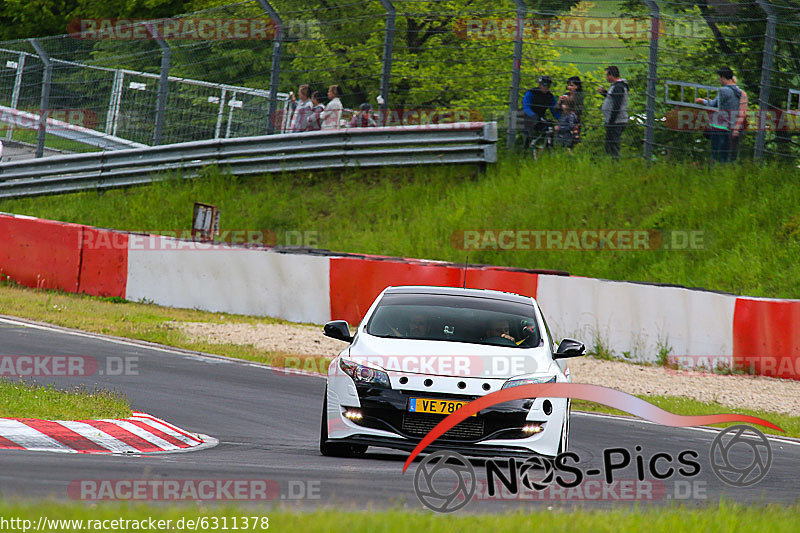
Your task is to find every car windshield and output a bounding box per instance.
[366,293,542,348]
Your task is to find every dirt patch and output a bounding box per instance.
[176,321,800,417]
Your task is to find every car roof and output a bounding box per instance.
[383,285,535,305]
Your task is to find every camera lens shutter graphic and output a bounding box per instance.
[709,425,772,487]
[413,450,476,513]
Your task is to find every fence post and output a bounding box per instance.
[145,24,171,146]
[754,0,776,160]
[256,0,283,135]
[378,0,396,117]
[28,39,51,159]
[643,0,660,161]
[507,0,527,149]
[5,51,26,142]
[105,69,124,136]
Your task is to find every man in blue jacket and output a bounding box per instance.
[522,75,561,147]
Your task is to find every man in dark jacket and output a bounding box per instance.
[522,75,561,147]
[597,66,629,159]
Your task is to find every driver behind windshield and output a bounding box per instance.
[407,313,432,338]
[484,319,515,343]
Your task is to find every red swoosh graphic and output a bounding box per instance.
[402,383,783,473]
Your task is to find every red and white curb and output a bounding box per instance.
[0,411,216,454]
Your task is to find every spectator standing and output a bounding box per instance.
[321,85,343,130]
[522,75,561,146]
[695,67,744,163]
[348,103,377,128]
[289,84,312,132]
[557,76,585,124]
[305,91,325,131]
[597,66,629,159]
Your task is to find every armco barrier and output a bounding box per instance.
[1,213,798,380]
[0,123,498,199]
[733,298,800,379]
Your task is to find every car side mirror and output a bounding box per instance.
[323,320,353,343]
[554,338,585,359]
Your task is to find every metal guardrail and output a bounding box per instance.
[0,105,147,151]
[0,122,498,199]
[665,80,719,111]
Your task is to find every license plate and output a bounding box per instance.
[408,398,475,416]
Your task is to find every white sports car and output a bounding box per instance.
[320,285,585,458]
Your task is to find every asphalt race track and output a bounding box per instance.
[1,316,798,511]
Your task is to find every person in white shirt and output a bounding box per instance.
[320,85,343,130]
[289,84,312,132]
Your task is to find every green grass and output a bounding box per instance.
[0,500,799,531]
[0,379,131,419]
[2,152,800,299]
[2,127,102,154]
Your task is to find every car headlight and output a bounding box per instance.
[501,375,557,389]
[339,359,391,388]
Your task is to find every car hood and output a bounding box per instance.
[347,333,557,379]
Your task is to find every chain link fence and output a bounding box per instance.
[0,0,797,164]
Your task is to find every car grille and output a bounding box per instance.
[401,413,485,440]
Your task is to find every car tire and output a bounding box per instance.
[319,387,368,458]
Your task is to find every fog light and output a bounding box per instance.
[523,423,544,434]
[344,409,363,421]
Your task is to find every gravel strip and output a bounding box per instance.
[177,321,800,417]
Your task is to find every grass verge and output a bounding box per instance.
[0,379,131,419]
[1,500,799,531]
[1,283,798,436]
[2,152,799,299]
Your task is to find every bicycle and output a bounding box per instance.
[529,120,554,159]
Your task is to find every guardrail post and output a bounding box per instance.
[506,0,526,149]
[643,0,660,161]
[754,0,776,160]
[256,0,283,135]
[378,0,396,117]
[29,39,52,159]
[145,24,171,146]
[4,51,26,142]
